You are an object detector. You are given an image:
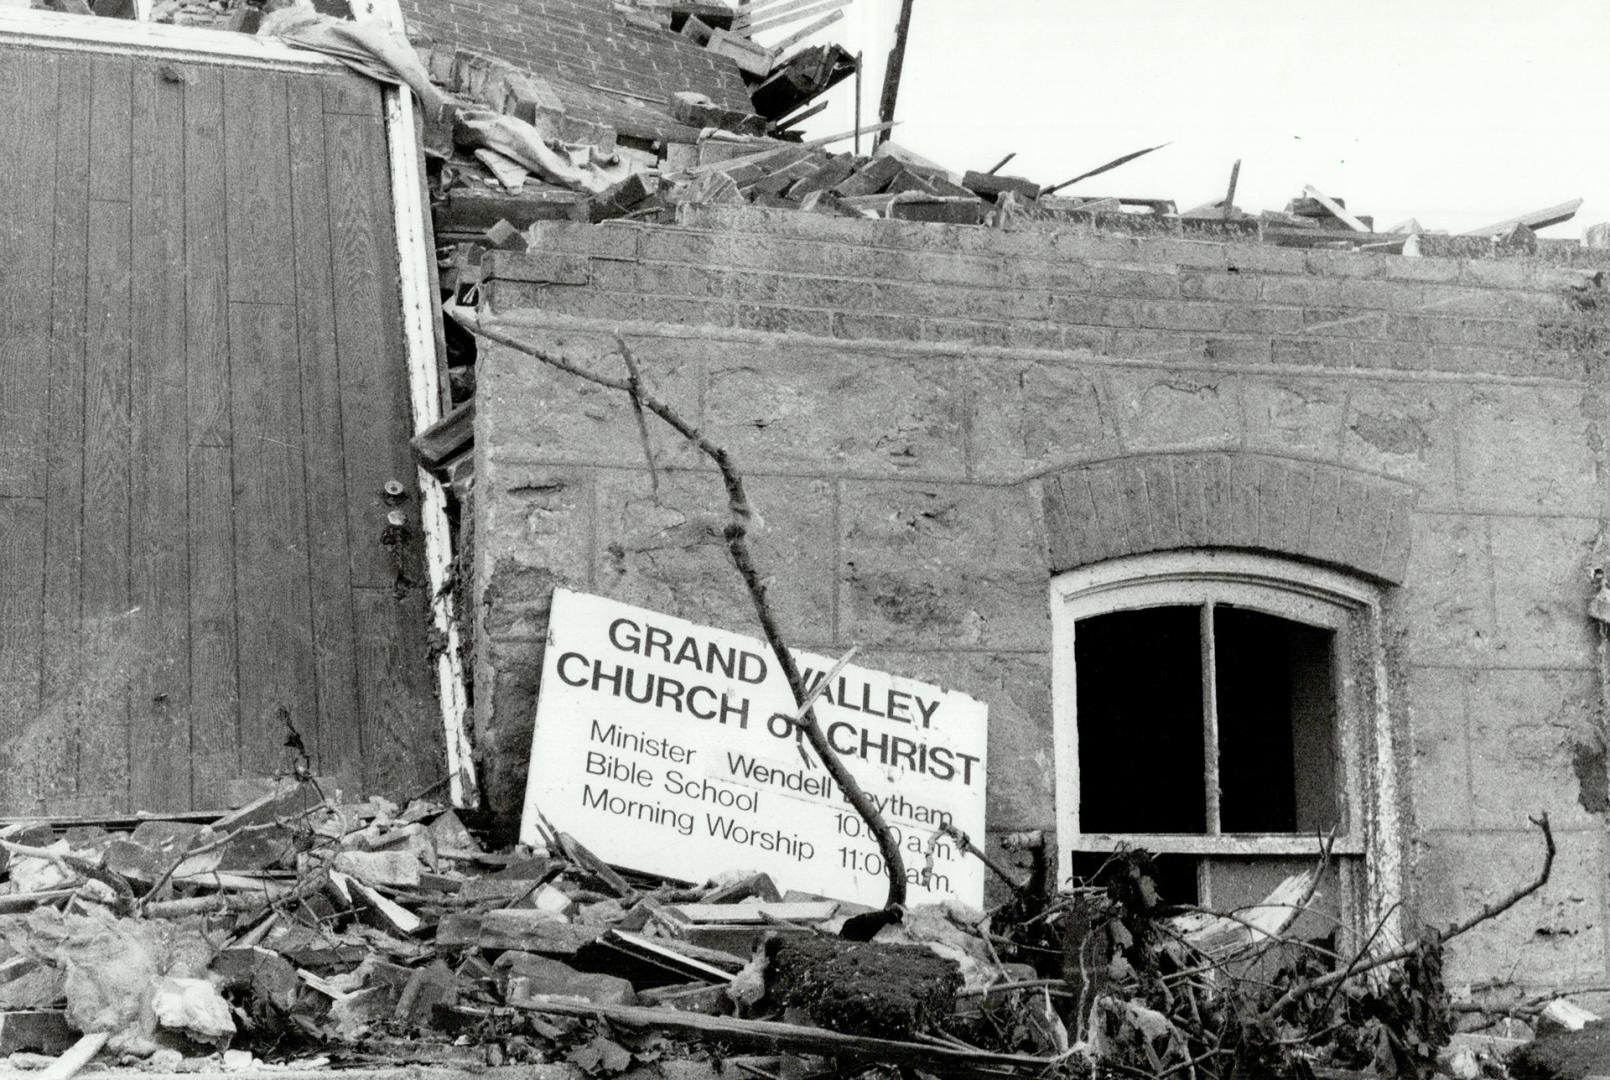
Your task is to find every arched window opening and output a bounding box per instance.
[1051,551,1401,944]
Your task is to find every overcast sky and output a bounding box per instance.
[753,0,1610,237]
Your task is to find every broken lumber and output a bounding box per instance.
[1459,197,1583,237]
[768,8,844,53]
[472,148,529,193]
[706,28,776,77]
[737,0,849,36]
[1041,141,1169,195]
[1301,184,1370,232]
[512,999,1055,1077]
[412,401,474,470]
[962,170,1039,201]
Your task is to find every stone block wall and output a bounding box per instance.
[473,204,1610,993]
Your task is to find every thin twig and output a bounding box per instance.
[619,343,658,496]
[466,316,908,910]
[136,798,327,911]
[1260,812,1555,1021]
[940,823,1029,897]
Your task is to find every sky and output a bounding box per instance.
[747,0,1610,237]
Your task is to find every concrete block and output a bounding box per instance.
[476,462,594,639]
[1466,668,1600,830]
[484,251,590,286]
[1401,513,1495,666]
[1083,465,1130,560]
[733,303,835,337]
[1141,457,1183,550]
[969,360,1122,481]
[1171,453,1221,549]
[1241,380,1347,460]
[1041,473,1108,572]
[1106,458,1155,554]
[591,470,835,644]
[1302,306,1387,338]
[703,345,968,478]
[919,317,1062,351]
[1340,382,1461,511]
[1488,515,1599,668]
[1180,270,1264,302]
[1256,457,1317,557]
[1224,453,1263,550]
[838,482,1049,650]
[1407,666,1471,830]
[1460,385,1600,514]
[1107,369,1242,452]
[858,650,1053,831]
[477,335,702,469]
[1416,827,1604,987]
[527,220,639,260]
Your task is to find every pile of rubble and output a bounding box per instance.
[0,775,1585,1080]
[0,779,1059,1075]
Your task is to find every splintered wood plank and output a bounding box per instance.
[88,55,131,203]
[222,68,294,304]
[228,301,319,780]
[185,66,230,448]
[288,79,361,794]
[80,196,133,814]
[324,111,421,593]
[353,587,443,797]
[129,61,192,811]
[0,499,46,813]
[188,445,239,810]
[38,51,92,811]
[0,49,57,500]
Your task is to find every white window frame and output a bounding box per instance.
[1051,550,1402,940]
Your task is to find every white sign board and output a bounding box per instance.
[521,589,989,908]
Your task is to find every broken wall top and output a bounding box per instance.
[399,0,754,116]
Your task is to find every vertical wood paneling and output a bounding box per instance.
[80,188,133,812]
[188,444,239,807]
[222,69,294,304]
[229,301,320,778]
[326,107,442,799]
[185,67,230,449]
[0,52,24,500]
[0,49,440,811]
[129,63,193,810]
[354,587,443,796]
[0,51,57,499]
[288,80,362,793]
[87,56,131,203]
[325,112,420,593]
[37,51,93,812]
[322,69,382,117]
[0,499,47,797]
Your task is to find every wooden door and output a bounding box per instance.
[0,39,443,814]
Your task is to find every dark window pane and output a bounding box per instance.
[1075,606,1206,833]
[1069,851,1200,906]
[1214,607,1339,833]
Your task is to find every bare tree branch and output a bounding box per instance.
[464,315,909,910]
[1260,812,1554,1021]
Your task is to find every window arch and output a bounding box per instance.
[1050,550,1402,942]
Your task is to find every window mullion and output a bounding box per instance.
[1201,601,1221,836]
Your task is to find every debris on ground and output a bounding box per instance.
[0,778,1567,1079]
